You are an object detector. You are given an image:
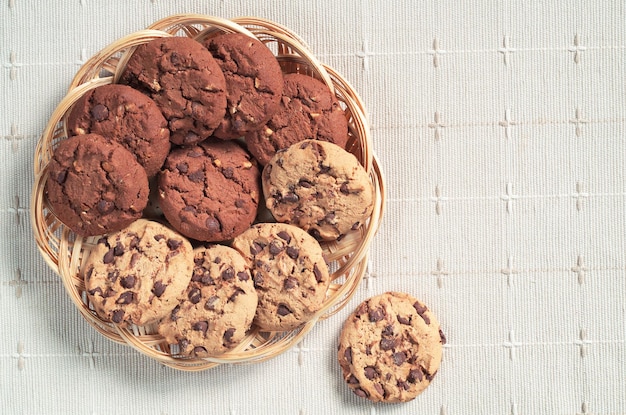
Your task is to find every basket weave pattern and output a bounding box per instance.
[31,14,384,371]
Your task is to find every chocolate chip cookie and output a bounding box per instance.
[231,223,330,331]
[203,32,284,139]
[83,219,194,327]
[158,138,260,242]
[337,292,446,403]
[158,244,258,357]
[66,83,170,177]
[245,73,349,165]
[44,133,149,237]
[119,36,227,146]
[262,139,374,241]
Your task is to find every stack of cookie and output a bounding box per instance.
[44,32,375,358]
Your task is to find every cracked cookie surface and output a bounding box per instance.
[158,138,260,242]
[83,219,194,327]
[337,292,446,403]
[262,139,374,241]
[119,36,227,146]
[245,73,348,165]
[203,32,284,139]
[44,133,149,237]
[231,223,330,331]
[66,83,170,177]
[158,244,258,357]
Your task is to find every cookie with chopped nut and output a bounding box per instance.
[203,32,284,139]
[231,222,330,331]
[83,219,194,327]
[66,83,170,177]
[158,138,260,242]
[158,244,258,357]
[337,292,446,403]
[119,36,227,146]
[245,73,348,165]
[262,139,374,241]
[44,133,149,237]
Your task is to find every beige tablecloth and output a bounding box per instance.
[2,1,625,414]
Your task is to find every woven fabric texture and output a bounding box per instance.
[1,1,625,414]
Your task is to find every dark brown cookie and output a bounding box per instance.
[203,33,284,139]
[119,36,227,146]
[44,133,149,237]
[66,83,170,177]
[158,138,260,242]
[245,73,349,165]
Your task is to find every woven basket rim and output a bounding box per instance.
[30,14,385,371]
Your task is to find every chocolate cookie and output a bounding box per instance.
[158,244,258,357]
[66,83,170,177]
[44,133,149,237]
[337,292,446,403]
[119,36,227,146]
[203,33,284,139]
[83,219,194,327]
[158,138,260,242]
[262,139,374,241]
[245,73,349,165]
[231,223,330,331]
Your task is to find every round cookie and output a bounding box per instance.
[83,219,194,327]
[158,244,258,357]
[231,223,330,331]
[66,83,170,177]
[263,139,374,241]
[158,138,260,242]
[337,292,446,403]
[203,32,284,139]
[44,133,149,237]
[119,36,227,146]
[245,73,349,165]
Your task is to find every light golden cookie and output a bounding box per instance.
[337,292,446,403]
[158,244,258,357]
[83,219,194,327]
[231,223,330,331]
[262,139,374,241]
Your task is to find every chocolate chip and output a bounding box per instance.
[340,183,350,195]
[308,228,322,240]
[113,242,124,256]
[344,347,353,364]
[298,178,313,188]
[347,375,359,385]
[379,338,396,351]
[381,325,394,337]
[268,240,284,256]
[206,216,221,233]
[192,321,209,334]
[319,163,331,174]
[116,291,134,305]
[103,248,115,264]
[111,309,124,323]
[237,271,249,281]
[439,328,447,344]
[277,304,292,316]
[152,281,166,297]
[353,388,368,398]
[281,192,299,203]
[397,380,411,391]
[408,369,423,383]
[120,275,136,289]
[286,246,299,259]
[351,222,360,230]
[277,231,291,243]
[129,236,140,249]
[223,328,235,344]
[107,270,119,282]
[188,170,204,183]
[87,287,103,297]
[154,234,165,241]
[393,351,407,365]
[228,288,244,302]
[222,166,234,179]
[235,199,246,208]
[425,370,437,381]
[176,162,188,173]
[323,212,335,223]
[91,104,109,121]
[167,239,182,250]
[253,272,264,288]
[364,366,377,380]
[397,315,411,325]
[56,170,67,184]
[313,264,324,283]
[368,308,384,322]
[97,199,114,214]
[84,267,94,280]
[130,252,141,267]
[170,51,182,66]
[250,241,265,255]
[213,256,221,264]
[193,346,207,355]
[284,277,298,289]
[373,383,385,397]
[413,301,431,324]
[205,296,219,310]
[221,266,235,281]
[188,287,201,304]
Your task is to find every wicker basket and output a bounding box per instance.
[30,14,385,371]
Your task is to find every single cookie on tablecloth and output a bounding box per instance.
[203,32,284,139]
[262,139,374,241]
[337,292,446,403]
[231,223,330,331]
[66,83,170,177]
[158,244,258,357]
[119,36,227,146]
[158,138,260,242]
[44,133,149,237]
[83,219,194,327]
[245,73,348,165]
